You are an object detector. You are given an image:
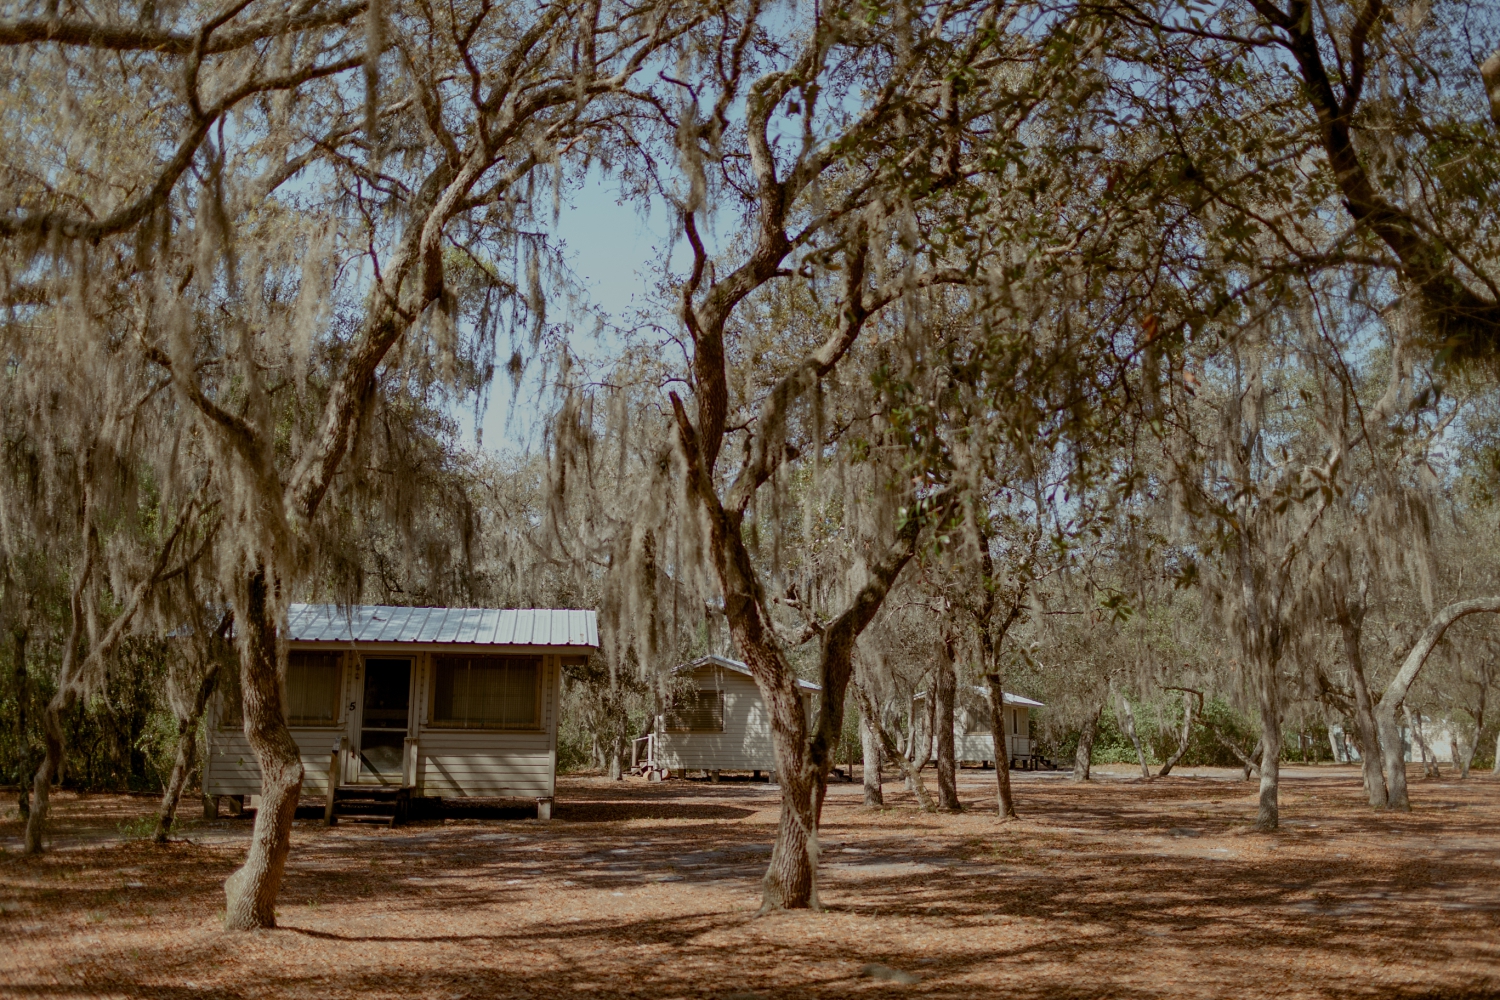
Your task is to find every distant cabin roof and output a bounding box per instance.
[285,604,599,648]
[913,686,1045,708]
[675,654,822,691]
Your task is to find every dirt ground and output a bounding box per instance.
[2,764,1498,999]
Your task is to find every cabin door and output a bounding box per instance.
[357,658,412,784]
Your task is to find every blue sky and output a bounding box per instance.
[463,173,672,455]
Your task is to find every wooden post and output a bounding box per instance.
[536,797,553,821]
[203,794,219,819]
[324,737,342,827]
[402,736,418,788]
[711,769,720,783]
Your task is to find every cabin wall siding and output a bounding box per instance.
[205,728,344,797]
[922,700,1033,762]
[205,649,565,800]
[655,669,779,771]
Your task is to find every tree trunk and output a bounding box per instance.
[860,712,883,807]
[1405,706,1439,778]
[1254,656,1282,831]
[1456,677,1485,779]
[984,674,1016,818]
[1157,689,1201,777]
[155,665,220,843]
[1492,727,1500,779]
[1338,606,1388,808]
[25,688,75,854]
[222,569,305,931]
[853,681,934,811]
[1116,692,1151,781]
[934,637,960,812]
[606,731,623,781]
[1373,596,1500,809]
[1072,703,1101,781]
[907,687,935,791]
[761,764,819,910]
[25,535,94,855]
[12,628,29,818]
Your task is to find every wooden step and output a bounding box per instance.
[327,785,412,827]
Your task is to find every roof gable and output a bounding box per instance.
[674,654,822,691]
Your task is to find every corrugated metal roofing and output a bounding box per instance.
[676,654,822,691]
[285,604,598,648]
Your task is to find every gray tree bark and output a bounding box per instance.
[12,627,28,818]
[155,664,221,843]
[1072,703,1101,781]
[935,636,960,811]
[860,712,883,807]
[1157,689,1201,777]
[222,568,305,930]
[1337,600,1388,807]
[1376,596,1500,811]
[25,520,94,854]
[1116,691,1151,781]
[1405,706,1440,778]
[985,674,1016,818]
[1254,659,1283,831]
[854,682,933,811]
[1456,671,1487,779]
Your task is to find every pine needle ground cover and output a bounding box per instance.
[2,768,1497,999]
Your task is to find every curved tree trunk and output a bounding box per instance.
[985,674,1016,818]
[25,689,76,854]
[935,636,960,812]
[1376,596,1500,811]
[155,665,220,843]
[1072,703,1101,781]
[1157,689,1201,778]
[223,569,304,931]
[1116,692,1151,781]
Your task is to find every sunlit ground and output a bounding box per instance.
[2,765,1497,999]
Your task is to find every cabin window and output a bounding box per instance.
[286,652,342,726]
[431,656,542,730]
[665,689,724,733]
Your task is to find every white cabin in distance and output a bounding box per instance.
[633,654,820,781]
[912,685,1046,768]
[206,604,598,821]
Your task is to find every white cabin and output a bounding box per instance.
[635,654,820,777]
[913,685,1044,766]
[206,604,598,815]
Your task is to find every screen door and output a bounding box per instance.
[358,658,412,784]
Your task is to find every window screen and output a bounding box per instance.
[432,656,541,730]
[286,652,341,726]
[963,708,992,735]
[664,689,725,733]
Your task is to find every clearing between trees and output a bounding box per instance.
[3,767,1497,999]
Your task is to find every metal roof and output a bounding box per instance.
[285,604,598,648]
[676,654,822,691]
